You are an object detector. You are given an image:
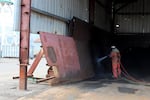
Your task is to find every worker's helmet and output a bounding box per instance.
[111,46,116,49]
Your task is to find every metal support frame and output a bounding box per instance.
[13,47,43,79]
[89,0,95,24]
[28,48,44,76]
[19,0,31,90]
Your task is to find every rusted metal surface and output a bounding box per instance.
[28,48,44,76]
[19,0,31,90]
[13,75,33,79]
[69,17,95,79]
[70,17,92,41]
[36,76,55,83]
[39,32,82,84]
[75,41,95,79]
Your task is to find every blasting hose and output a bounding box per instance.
[120,62,150,86]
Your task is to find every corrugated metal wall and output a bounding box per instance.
[94,0,111,31]
[14,0,89,35]
[13,0,21,31]
[115,0,150,34]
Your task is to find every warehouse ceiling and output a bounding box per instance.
[114,0,138,4]
[96,0,138,3]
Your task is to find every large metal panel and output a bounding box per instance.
[69,17,95,80]
[70,17,91,41]
[40,32,82,84]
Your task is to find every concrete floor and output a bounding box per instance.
[0,58,150,100]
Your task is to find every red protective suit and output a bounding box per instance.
[110,48,121,78]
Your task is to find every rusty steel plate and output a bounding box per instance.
[39,32,81,82]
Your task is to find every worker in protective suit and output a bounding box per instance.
[110,46,121,79]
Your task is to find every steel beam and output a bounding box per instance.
[89,0,95,24]
[117,12,150,15]
[19,0,31,90]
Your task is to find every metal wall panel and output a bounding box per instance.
[115,0,150,33]
[14,0,89,35]
[30,11,67,35]
[31,0,89,21]
[13,0,21,31]
[116,15,144,33]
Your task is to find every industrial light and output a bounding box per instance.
[116,24,120,28]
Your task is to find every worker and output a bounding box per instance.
[110,46,121,79]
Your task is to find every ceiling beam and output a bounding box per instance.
[95,0,105,9]
[115,2,132,13]
[89,0,95,24]
[117,12,150,15]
